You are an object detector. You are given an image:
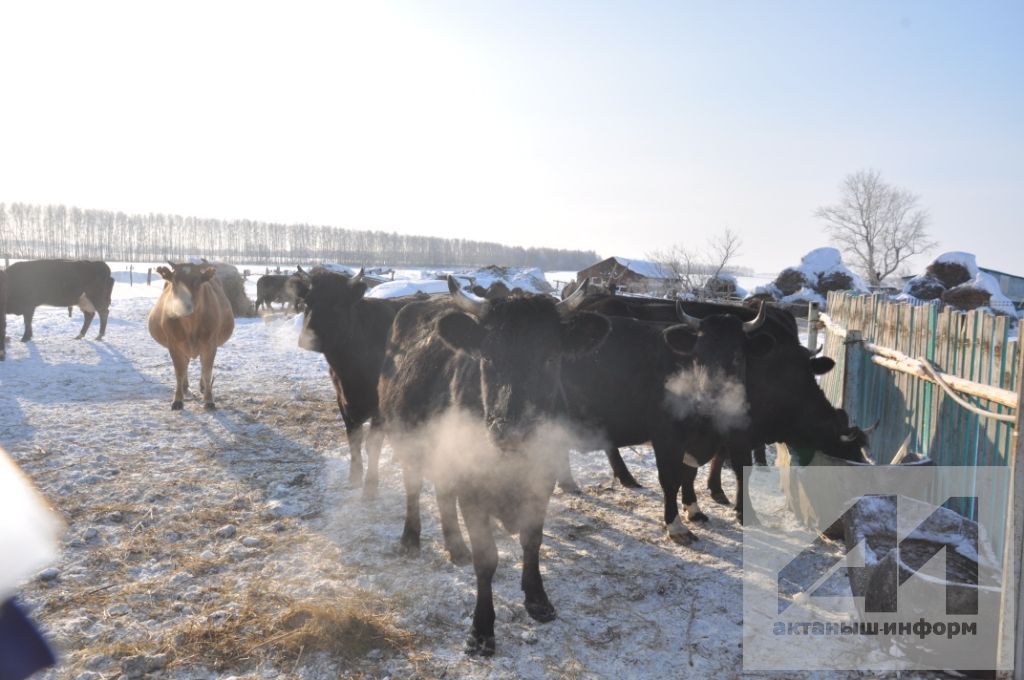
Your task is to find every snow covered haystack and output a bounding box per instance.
[702,272,747,299]
[187,260,255,317]
[900,252,1016,317]
[750,247,867,310]
[461,265,555,295]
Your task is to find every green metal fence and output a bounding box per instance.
[818,291,1020,551]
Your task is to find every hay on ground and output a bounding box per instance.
[774,268,811,296]
[925,261,972,289]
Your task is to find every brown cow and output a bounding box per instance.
[148,262,234,410]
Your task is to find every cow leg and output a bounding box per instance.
[555,449,581,495]
[753,444,768,466]
[361,417,384,499]
[96,307,109,340]
[436,481,470,565]
[520,500,556,623]
[463,501,498,657]
[680,462,708,523]
[730,448,759,526]
[170,349,189,410]
[76,311,95,339]
[399,457,423,556]
[199,346,218,410]
[707,451,731,505]
[343,417,365,486]
[606,447,643,489]
[20,308,34,342]
[654,440,696,545]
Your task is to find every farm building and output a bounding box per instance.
[980,266,1024,308]
[575,256,676,293]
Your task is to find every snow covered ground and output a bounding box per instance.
[2,273,936,678]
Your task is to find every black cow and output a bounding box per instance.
[255,274,292,312]
[575,289,871,522]
[377,278,610,656]
[0,269,7,360]
[562,303,775,543]
[5,260,114,342]
[296,268,413,495]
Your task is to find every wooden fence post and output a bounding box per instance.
[1000,344,1024,677]
[807,302,819,352]
[842,329,863,414]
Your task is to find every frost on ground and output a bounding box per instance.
[2,275,941,679]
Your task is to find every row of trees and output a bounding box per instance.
[0,203,600,270]
[648,169,935,295]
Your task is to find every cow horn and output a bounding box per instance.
[167,260,179,269]
[742,301,766,333]
[675,301,700,329]
[810,344,823,357]
[556,277,590,314]
[352,267,365,284]
[862,419,880,435]
[448,275,488,317]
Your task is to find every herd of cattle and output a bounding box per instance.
[1,258,875,656]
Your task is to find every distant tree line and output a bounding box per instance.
[0,202,600,270]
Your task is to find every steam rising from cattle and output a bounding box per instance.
[662,366,750,433]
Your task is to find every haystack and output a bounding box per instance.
[815,271,854,294]
[925,261,972,289]
[941,284,991,311]
[704,274,738,297]
[904,275,945,301]
[774,268,812,296]
[208,262,255,317]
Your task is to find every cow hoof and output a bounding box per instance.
[171,401,184,411]
[525,599,557,623]
[447,543,471,566]
[204,402,217,411]
[710,490,731,505]
[668,529,698,546]
[349,469,364,487]
[20,336,30,343]
[465,631,495,657]
[557,479,582,495]
[618,475,644,490]
[74,334,85,340]
[399,533,420,557]
[96,334,104,341]
[687,511,710,523]
[738,511,760,527]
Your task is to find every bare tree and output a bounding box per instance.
[815,169,936,287]
[648,228,743,296]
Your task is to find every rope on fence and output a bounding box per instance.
[819,313,1020,416]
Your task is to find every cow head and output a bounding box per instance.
[658,302,774,431]
[297,268,367,353]
[437,276,610,450]
[745,340,874,463]
[157,262,215,318]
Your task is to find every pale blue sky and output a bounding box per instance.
[1,1,1020,275]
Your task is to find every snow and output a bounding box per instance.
[365,279,452,299]
[782,287,827,307]
[610,256,674,280]
[933,251,979,276]
[793,247,869,292]
[1,274,936,678]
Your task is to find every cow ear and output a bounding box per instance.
[746,332,776,357]
[156,266,173,280]
[561,312,610,358]
[201,267,216,281]
[437,312,484,355]
[810,357,836,375]
[662,324,698,356]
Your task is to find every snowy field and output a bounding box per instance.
[2,271,936,679]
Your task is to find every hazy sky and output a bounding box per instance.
[1,1,1020,275]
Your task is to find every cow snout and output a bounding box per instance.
[298,328,322,353]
